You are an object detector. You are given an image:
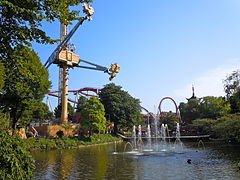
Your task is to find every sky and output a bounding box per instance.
[32,0,240,113]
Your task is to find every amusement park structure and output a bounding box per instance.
[141,97,181,125]
[44,4,120,124]
[158,97,181,122]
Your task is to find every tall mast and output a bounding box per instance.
[58,24,68,105]
[59,23,69,123]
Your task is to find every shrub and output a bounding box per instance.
[191,118,217,135]
[56,130,64,139]
[213,114,240,143]
[0,131,35,180]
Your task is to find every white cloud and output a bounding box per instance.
[174,59,240,102]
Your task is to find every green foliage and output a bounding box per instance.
[0,113,11,131]
[99,83,143,133]
[179,96,230,123]
[0,62,5,92]
[0,0,92,58]
[76,96,88,112]
[224,70,240,99]
[160,112,179,130]
[20,101,53,127]
[54,102,74,119]
[80,96,107,134]
[0,46,51,129]
[179,99,201,124]
[0,131,35,180]
[22,134,121,150]
[191,118,217,135]
[56,130,64,139]
[224,70,240,113]
[199,96,230,119]
[213,114,240,143]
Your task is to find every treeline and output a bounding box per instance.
[53,83,144,136]
[179,70,240,143]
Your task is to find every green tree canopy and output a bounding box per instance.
[20,101,53,127]
[213,114,240,143]
[224,70,240,99]
[99,83,143,133]
[76,95,88,112]
[80,96,106,135]
[0,62,5,92]
[179,99,201,124]
[160,112,179,130]
[54,102,74,120]
[224,70,240,113]
[179,96,230,124]
[0,46,51,129]
[199,96,230,119]
[0,0,92,58]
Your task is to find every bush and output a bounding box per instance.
[213,114,240,143]
[22,134,122,150]
[191,118,217,135]
[56,130,64,139]
[0,131,35,180]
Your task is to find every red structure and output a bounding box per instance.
[158,97,181,122]
[48,87,100,104]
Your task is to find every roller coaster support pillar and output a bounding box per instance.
[60,65,69,124]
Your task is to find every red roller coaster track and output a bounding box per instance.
[158,97,181,121]
[48,87,100,104]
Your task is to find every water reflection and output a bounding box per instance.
[32,142,240,180]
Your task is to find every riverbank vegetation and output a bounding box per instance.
[0,114,35,180]
[22,134,121,150]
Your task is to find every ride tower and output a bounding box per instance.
[55,4,94,124]
[44,4,120,124]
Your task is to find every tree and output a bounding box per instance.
[0,0,92,58]
[213,114,240,143]
[224,70,240,113]
[80,96,106,135]
[19,101,53,127]
[224,70,240,99]
[179,99,201,124]
[76,96,88,112]
[0,46,51,130]
[99,83,143,133]
[191,118,217,135]
[199,96,230,119]
[54,102,74,120]
[0,62,5,92]
[160,112,179,130]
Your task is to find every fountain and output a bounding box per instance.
[123,121,185,156]
[173,123,184,151]
[197,140,205,150]
[137,125,143,152]
[143,124,153,152]
[112,141,118,154]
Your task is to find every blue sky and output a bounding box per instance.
[33,0,240,113]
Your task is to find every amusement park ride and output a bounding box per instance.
[45,4,120,124]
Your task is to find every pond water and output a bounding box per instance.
[32,141,240,180]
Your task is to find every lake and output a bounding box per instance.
[32,141,240,180]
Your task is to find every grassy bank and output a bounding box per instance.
[22,134,122,150]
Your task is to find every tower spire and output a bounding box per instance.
[186,84,197,101]
[192,84,195,98]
